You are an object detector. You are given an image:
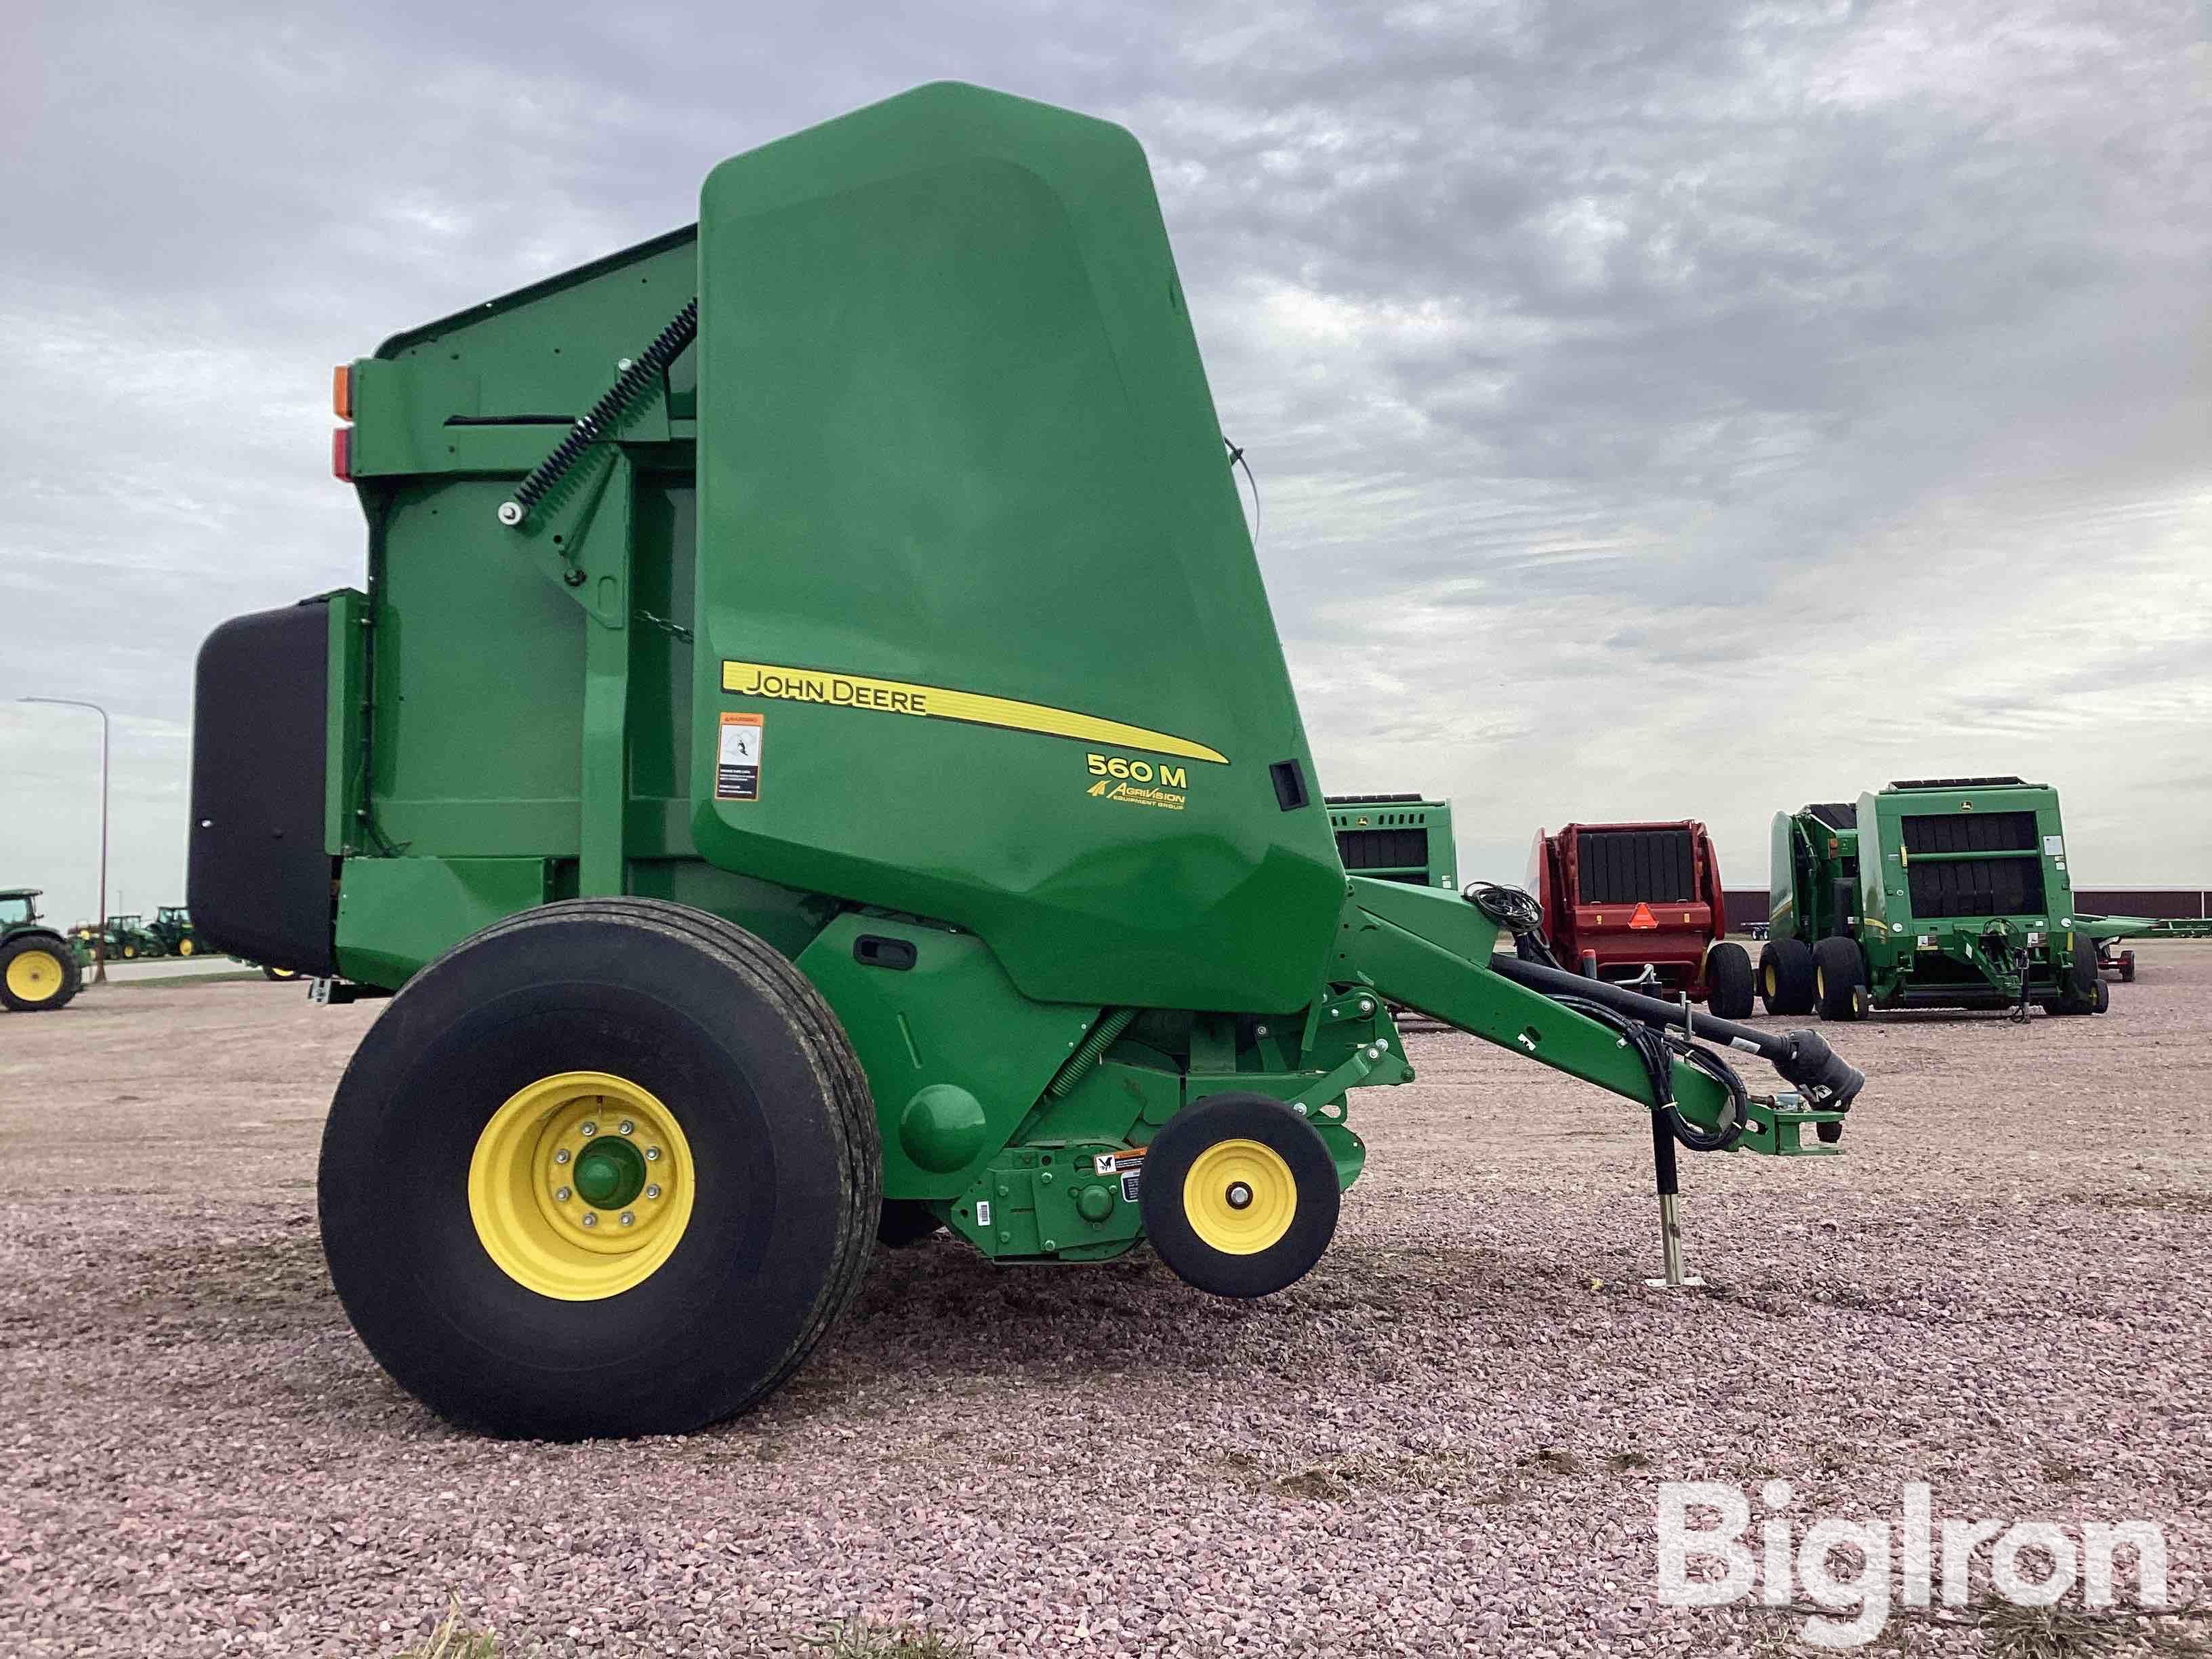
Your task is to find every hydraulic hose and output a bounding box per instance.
[1550,991,1750,1153]
[1488,953,1864,1111]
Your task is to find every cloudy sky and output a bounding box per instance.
[3,0,2205,923]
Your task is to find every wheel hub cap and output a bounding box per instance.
[467,1071,694,1301]
[6,949,63,1001]
[1183,1139,1296,1256]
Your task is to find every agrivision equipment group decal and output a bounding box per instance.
[720,659,1227,765]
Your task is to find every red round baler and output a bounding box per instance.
[1527,821,1756,1017]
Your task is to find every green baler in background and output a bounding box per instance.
[1326,795,1458,890]
[1763,777,2104,1020]
[188,83,1864,1440]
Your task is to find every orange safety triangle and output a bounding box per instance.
[1629,902,1658,930]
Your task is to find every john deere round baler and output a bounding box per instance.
[187,83,1865,1439]
[1763,778,2104,1019]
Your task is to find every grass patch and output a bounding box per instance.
[804,1620,977,1658]
[394,1604,498,1658]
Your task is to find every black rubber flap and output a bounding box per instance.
[186,600,339,975]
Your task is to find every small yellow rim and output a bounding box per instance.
[1815,964,1826,998]
[7,949,64,1002]
[468,1070,695,1300]
[178,938,195,956]
[1182,1138,1296,1256]
[1763,963,1777,996]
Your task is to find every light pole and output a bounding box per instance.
[20,697,110,985]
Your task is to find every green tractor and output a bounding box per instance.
[186,83,1867,1440]
[148,905,203,957]
[84,913,164,961]
[1762,777,2103,1019]
[0,889,85,1012]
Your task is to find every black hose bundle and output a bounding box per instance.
[1465,881,1560,968]
[1465,880,1749,1151]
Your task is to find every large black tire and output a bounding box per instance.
[319,898,880,1439]
[1140,1091,1338,1298]
[1759,937,1816,1017]
[1704,943,1755,1019]
[1813,937,1868,1021]
[0,934,83,1012]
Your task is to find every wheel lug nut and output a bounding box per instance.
[619,1120,635,1135]
[579,1122,598,1137]
[554,1187,571,1202]
[645,1147,661,1162]
[619,1212,635,1227]
[554,1149,571,1164]
[581,1212,598,1227]
[644,1184,661,1200]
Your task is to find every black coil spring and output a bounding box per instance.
[509,298,699,516]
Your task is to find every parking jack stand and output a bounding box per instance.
[1645,1106,1704,1291]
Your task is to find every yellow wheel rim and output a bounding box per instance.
[1815,966,1826,997]
[1763,964,1776,996]
[1182,1138,1296,1256]
[468,1070,695,1300]
[6,949,64,1003]
[178,938,195,956]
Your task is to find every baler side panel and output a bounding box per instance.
[691,83,1343,1015]
[325,228,717,984]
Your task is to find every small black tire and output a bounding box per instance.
[1759,937,1816,1017]
[262,964,302,981]
[1813,937,1867,1021]
[0,935,83,1012]
[2118,954,2135,984]
[1139,1091,1338,1298]
[319,898,880,1439]
[876,1199,945,1248]
[1704,943,1755,1019]
[2091,977,2110,1014]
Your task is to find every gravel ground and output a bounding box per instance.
[3,945,2208,1657]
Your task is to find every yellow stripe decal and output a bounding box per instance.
[720,660,1229,764]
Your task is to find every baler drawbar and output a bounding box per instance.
[188,82,1866,1439]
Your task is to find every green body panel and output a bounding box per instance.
[1774,781,2088,1006]
[335,857,554,987]
[1327,796,1458,890]
[2079,913,2212,943]
[690,83,1341,1013]
[792,913,1099,1202]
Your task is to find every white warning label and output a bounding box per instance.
[717,712,762,801]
